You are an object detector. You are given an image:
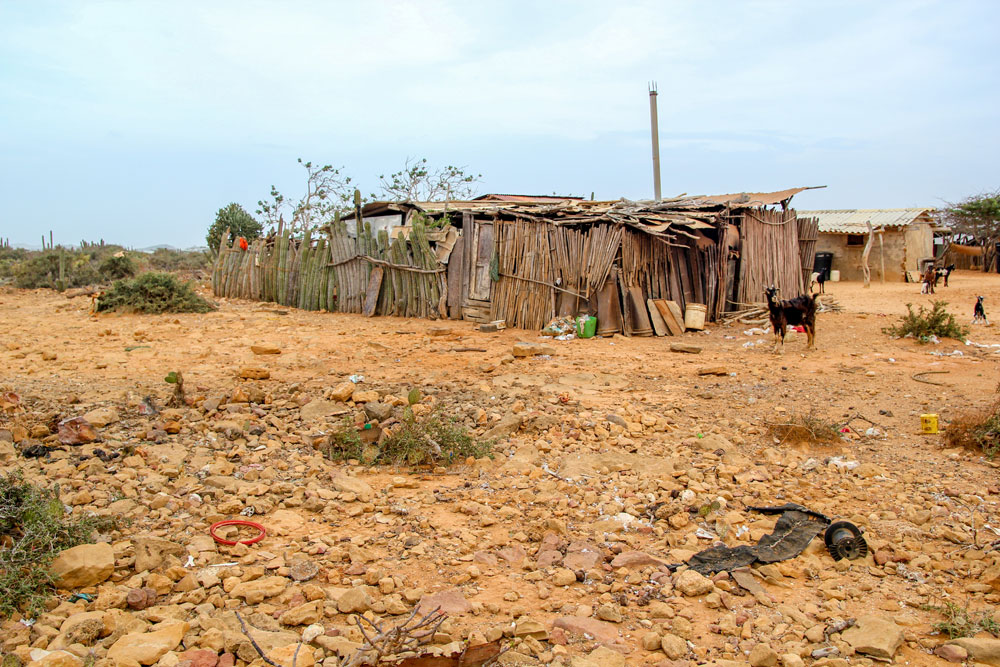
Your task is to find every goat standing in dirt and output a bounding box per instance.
[764,286,818,353]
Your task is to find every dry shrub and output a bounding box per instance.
[766,412,841,445]
[95,272,215,314]
[945,399,1000,459]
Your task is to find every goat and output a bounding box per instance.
[973,296,989,325]
[809,271,826,294]
[935,263,956,287]
[764,286,818,353]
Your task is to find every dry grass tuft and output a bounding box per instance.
[944,398,1000,459]
[766,412,842,445]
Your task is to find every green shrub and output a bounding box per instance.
[95,272,216,314]
[98,254,136,280]
[883,300,969,343]
[945,399,1000,459]
[0,470,118,618]
[207,203,263,253]
[924,601,1000,639]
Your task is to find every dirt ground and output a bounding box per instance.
[1,270,999,667]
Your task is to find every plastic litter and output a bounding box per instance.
[541,316,576,337]
[827,456,859,470]
[209,519,266,546]
[348,375,364,383]
[554,333,575,341]
[184,555,195,568]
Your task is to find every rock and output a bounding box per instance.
[82,407,119,428]
[482,413,522,440]
[179,650,219,667]
[267,644,315,667]
[336,587,371,613]
[609,551,668,569]
[749,643,779,667]
[50,543,115,588]
[266,509,305,535]
[552,616,620,644]
[841,614,904,660]
[299,400,341,422]
[674,569,713,597]
[57,417,98,445]
[107,621,189,666]
[945,638,1000,665]
[513,618,548,639]
[250,345,281,355]
[418,589,472,615]
[582,647,624,667]
[330,475,374,502]
[552,568,578,586]
[230,576,288,604]
[660,633,687,659]
[779,654,805,667]
[694,433,732,453]
[57,611,105,645]
[352,390,379,403]
[288,560,319,582]
[595,605,622,623]
[669,343,702,354]
[934,644,968,663]
[328,382,355,402]
[0,441,15,463]
[133,536,184,572]
[697,366,729,376]
[512,342,555,357]
[238,367,270,380]
[27,651,83,667]
[279,601,322,626]
[363,402,393,421]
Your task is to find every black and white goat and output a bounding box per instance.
[764,286,818,353]
[973,296,989,325]
[809,271,827,294]
[934,263,956,288]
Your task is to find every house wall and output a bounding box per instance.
[815,230,907,282]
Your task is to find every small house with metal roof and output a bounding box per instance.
[801,208,936,282]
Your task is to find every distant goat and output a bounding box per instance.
[935,263,956,287]
[764,286,818,353]
[809,271,826,294]
[920,265,936,294]
[973,296,989,325]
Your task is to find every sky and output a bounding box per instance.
[1,0,998,248]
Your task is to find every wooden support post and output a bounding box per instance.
[861,221,874,288]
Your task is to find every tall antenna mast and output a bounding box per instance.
[649,81,661,201]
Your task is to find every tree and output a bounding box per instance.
[207,203,263,252]
[377,158,481,202]
[257,159,354,235]
[940,190,1000,272]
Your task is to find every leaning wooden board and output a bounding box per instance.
[362,266,384,317]
[666,300,685,331]
[646,299,668,336]
[652,299,683,335]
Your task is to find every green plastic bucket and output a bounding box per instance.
[576,316,597,338]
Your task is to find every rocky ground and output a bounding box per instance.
[1,271,1000,667]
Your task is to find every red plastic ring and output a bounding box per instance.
[209,519,266,545]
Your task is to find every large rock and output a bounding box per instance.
[417,589,472,615]
[133,536,184,572]
[336,586,371,614]
[299,399,341,422]
[552,616,620,644]
[268,644,316,667]
[945,638,1000,666]
[330,475,374,502]
[482,413,522,440]
[841,615,904,660]
[674,569,714,597]
[230,576,288,604]
[57,417,98,445]
[107,621,189,666]
[82,407,119,428]
[27,651,83,667]
[50,543,115,589]
[609,551,668,569]
[512,342,555,357]
[279,600,323,626]
[327,382,355,402]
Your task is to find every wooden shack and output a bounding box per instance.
[212,188,820,334]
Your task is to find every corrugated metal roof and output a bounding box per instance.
[800,208,934,233]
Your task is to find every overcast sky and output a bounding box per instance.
[1,1,997,248]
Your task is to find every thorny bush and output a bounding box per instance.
[765,411,841,445]
[882,300,969,343]
[326,410,492,466]
[0,469,119,618]
[96,272,216,314]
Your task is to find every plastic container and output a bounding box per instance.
[684,303,707,331]
[576,315,597,338]
[830,269,841,282]
[920,414,938,434]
